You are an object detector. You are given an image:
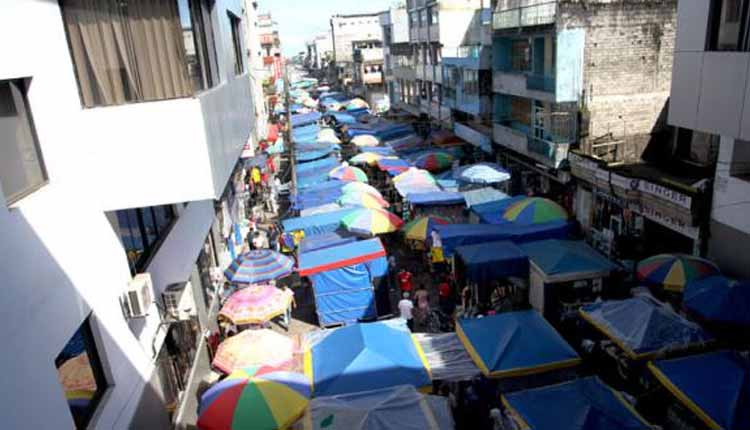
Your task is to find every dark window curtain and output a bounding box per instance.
[61,0,192,107]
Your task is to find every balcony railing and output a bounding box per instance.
[526,74,555,92]
[493,1,557,30]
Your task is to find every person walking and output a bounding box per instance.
[397,269,413,294]
[414,286,430,326]
[268,225,280,252]
[438,277,453,314]
[398,292,415,331]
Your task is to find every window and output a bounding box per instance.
[420,9,427,27]
[228,12,244,74]
[60,0,217,107]
[410,12,418,28]
[56,317,108,429]
[0,79,47,204]
[430,7,439,25]
[114,205,177,274]
[511,39,531,72]
[707,0,750,50]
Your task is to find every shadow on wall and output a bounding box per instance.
[641,98,672,166]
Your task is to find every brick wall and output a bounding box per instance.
[561,0,677,162]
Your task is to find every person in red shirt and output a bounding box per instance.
[265,153,275,173]
[397,269,413,293]
[438,275,454,314]
[267,122,279,143]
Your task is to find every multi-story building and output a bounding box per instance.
[0,0,257,428]
[330,13,383,86]
[668,0,750,277]
[245,0,269,145]
[380,6,411,107]
[258,12,283,80]
[306,32,334,72]
[352,39,385,106]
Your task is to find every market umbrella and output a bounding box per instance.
[393,168,435,185]
[212,330,295,374]
[197,365,311,430]
[346,98,369,110]
[684,276,750,326]
[414,152,454,172]
[338,192,390,209]
[329,163,368,183]
[454,162,510,184]
[317,128,341,144]
[502,197,568,225]
[341,182,384,199]
[637,254,720,293]
[401,216,449,242]
[219,284,294,325]
[224,250,294,285]
[349,152,383,166]
[341,208,403,235]
[351,134,380,147]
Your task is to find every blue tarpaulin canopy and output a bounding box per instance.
[377,158,411,176]
[683,276,750,326]
[395,182,441,198]
[454,241,529,283]
[470,195,528,224]
[454,162,511,185]
[307,321,432,396]
[649,350,750,430]
[298,231,358,254]
[296,149,335,162]
[361,146,396,156]
[580,296,713,360]
[521,239,619,281]
[299,238,386,277]
[456,310,580,377]
[282,208,358,237]
[462,187,509,208]
[434,222,573,257]
[407,191,465,206]
[291,111,322,127]
[503,377,652,430]
[292,123,319,137]
[293,182,346,210]
[325,110,358,124]
[296,156,339,173]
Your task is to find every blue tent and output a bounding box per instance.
[298,231,358,254]
[297,172,332,189]
[299,238,386,277]
[293,182,346,210]
[361,146,396,156]
[292,123,319,137]
[503,377,652,430]
[296,156,339,173]
[470,195,528,224]
[291,111,322,127]
[282,208,357,237]
[325,110,358,125]
[407,191,465,206]
[457,310,580,377]
[580,296,713,360]
[435,221,573,258]
[306,321,432,396]
[296,149,335,162]
[684,276,750,326]
[455,241,529,283]
[649,350,750,430]
[521,239,619,281]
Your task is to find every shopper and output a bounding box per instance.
[398,292,415,331]
[397,268,413,293]
[415,286,430,326]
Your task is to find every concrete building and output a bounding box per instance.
[668,0,750,277]
[245,0,269,146]
[258,12,283,80]
[352,39,385,106]
[0,0,257,428]
[380,6,411,106]
[330,13,383,86]
[306,32,334,71]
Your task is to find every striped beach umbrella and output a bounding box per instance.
[212,330,295,374]
[393,168,436,184]
[338,192,390,209]
[349,152,383,166]
[219,284,294,325]
[637,254,721,293]
[401,216,449,241]
[224,250,294,285]
[414,152,454,172]
[341,208,404,235]
[197,366,310,430]
[341,181,383,198]
[502,197,568,225]
[329,164,368,182]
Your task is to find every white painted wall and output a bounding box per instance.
[332,14,383,63]
[712,137,750,235]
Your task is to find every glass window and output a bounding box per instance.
[113,205,177,274]
[511,39,531,72]
[55,317,108,429]
[707,0,749,50]
[228,12,244,75]
[431,7,439,25]
[184,0,220,91]
[420,9,427,27]
[0,79,47,204]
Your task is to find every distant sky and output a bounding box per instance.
[262,0,401,56]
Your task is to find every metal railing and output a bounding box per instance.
[493,1,557,30]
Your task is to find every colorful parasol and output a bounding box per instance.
[197,366,310,430]
[351,134,380,147]
[637,254,721,293]
[341,181,384,199]
[502,197,568,225]
[454,162,511,184]
[349,152,383,166]
[317,128,341,144]
[401,216,449,241]
[338,191,390,209]
[393,168,436,185]
[414,152,454,172]
[346,98,370,110]
[329,163,368,182]
[212,329,295,374]
[341,208,404,235]
[224,250,294,285]
[219,284,294,325]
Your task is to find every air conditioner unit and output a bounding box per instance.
[162,281,197,321]
[123,273,154,319]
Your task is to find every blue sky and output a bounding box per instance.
[262,0,400,56]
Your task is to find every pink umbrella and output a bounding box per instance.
[212,329,295,374]
[219,284,294,325]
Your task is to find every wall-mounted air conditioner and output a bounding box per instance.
[162,281,197,321]
[123,273,154,319]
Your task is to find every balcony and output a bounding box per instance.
[428,24,440,42]
[360,48,383,63]
[526,74,555,92]
[393,65,416,80]
[418,26,428,42]
[442,46,491,70]
[493,70,556,102]
[493,111,574,168]
[363,72,383,85]
[415,64,425,80]
[493,1,557,30]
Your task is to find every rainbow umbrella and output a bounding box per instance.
[637,254,720,293]
[329,164,368,182]
[393,168,436,184]
[338,191,389,209]
[502,197,568,225]
[346,98,370,110]
[401,216,449,241]
[212,329,295,374]
[219,284,294,325]
[197,366,310,430]
[341,208,403,235]
[224,250,294,285]
[351,134,380,147]
[349,152,383,166]
[414,152,454,172]
[341,181,383,198]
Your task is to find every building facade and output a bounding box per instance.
[330,13,383,86]
[0,0,257,428]
[668,0,750,278]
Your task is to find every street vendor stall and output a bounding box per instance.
[454,241,529,310]
[282,208,358,237]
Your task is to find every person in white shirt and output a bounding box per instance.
[398,292,415,331]
[430,229,442,248]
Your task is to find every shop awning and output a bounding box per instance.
[455,241,528,283]
[407,191,465,206]
[435,221,573,258]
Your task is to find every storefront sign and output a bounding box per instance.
[637,201,700,239]
[636,180,692,209]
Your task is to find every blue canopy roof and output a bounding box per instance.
[377,158,411,175]
[580,296,713,359]
[291,111,322,127]
[470,195,528,224]
[684,276,750,326]
[325,110,358,125]
[455,241,529,282]
[457,310,579,377]
[296,156,339,173]
[504,377,652,430]
[293,182,346,210]
[361,146,396,156]
[309,321,431,396]
[299,238,386,276]
[395,182,441,198]
[296,149,335,162]
[650,350,750,430]
[282,208,357,237]
[298,231,358,254]
[407,191,465,206]
[521,239,619,279]
[462,187,509,208]
[435,221,573,257]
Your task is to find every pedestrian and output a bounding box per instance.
[490,282,506,312]
[398,291,415,331]
[387,255,397,290]
[397,268,413,293]
[268,225,280,252]
[438,277,453,314]
[246,229,255,251]
[251,166,261,197]
[415,285,430,325]
[282,285,295,331]
[461,284,472,314]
